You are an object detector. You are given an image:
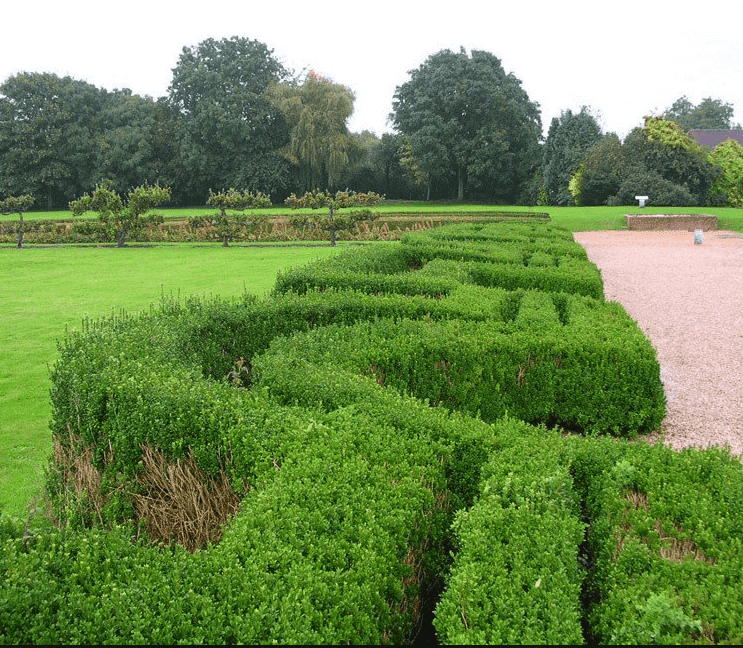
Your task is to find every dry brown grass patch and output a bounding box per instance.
[51,431,112,526]
[134,445,242,552]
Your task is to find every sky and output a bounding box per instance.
[2,0,742,141]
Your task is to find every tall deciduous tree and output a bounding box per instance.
[662,96,740,131]
[574,134,627,205]
[94,90,166,192]
[0,73,107,208]
[268,71,355,192]
[390,48,542,202]
[168,37,291,203]
[541,107,602,205]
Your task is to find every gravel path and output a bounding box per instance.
[573,230,743,457]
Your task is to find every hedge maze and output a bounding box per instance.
[2,221,743,644]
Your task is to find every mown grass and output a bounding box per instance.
[0,243,344,519]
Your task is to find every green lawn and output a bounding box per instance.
[0,243,344,519]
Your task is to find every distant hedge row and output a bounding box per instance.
[0,211,549,245]
[3,220,742,644]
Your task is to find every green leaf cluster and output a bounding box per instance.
[709,139,743,206]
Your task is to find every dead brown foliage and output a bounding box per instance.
[614,490,713,565]
[134,445,242,552]
[50,432,242,551]
[51,431,111,526]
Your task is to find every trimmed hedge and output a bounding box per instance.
[435,419,585,645]
[15,220,733,645]
[253,299,665,437]
[274,223,604,299]
[572,439,743,644]
[2,406,450,644]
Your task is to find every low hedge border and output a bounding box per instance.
[571,439,743,645]
[435,419,585,644]
[253,303,664,437]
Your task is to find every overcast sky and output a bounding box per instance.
[2,0,742,141]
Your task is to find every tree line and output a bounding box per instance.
[541,101,743,207]
[1,37,741,209]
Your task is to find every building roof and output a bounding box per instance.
[688,129,743,149]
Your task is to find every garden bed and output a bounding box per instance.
[625,214,717,231]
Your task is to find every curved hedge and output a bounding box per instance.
[4,221,743,644]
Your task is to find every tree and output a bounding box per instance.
[168,37,291,203]
[663,96,740,131]
[624,117,719,204]
[69,183,171,247]
[205,188,272,246]
[398,135,433,200]
[575,117,721,206]
[0,194,34,247]
[575,134,627,205]
[0,73,107,208]
[268,71,355,192]
[390,48,542,202]
[708,139,743,206]
[93,90,165,192]
[541,107,602,205]
[336,130,382,192]
[285,189,383,246]
[376,134,421,200]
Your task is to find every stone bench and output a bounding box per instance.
[625,214,717,231]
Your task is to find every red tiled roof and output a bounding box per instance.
[688,129,743,149]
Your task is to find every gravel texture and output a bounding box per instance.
[573,230,743,457]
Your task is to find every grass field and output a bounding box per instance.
[2,204,742,520]
[0,243,344,519]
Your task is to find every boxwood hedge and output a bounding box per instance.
[4,221,742,643]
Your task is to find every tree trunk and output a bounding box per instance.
[116,229,127,247]
[328,206,337,246]
[222,235,229,247]
[457,168,465,202]
[16,214,23,248]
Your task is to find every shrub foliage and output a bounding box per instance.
[3,220,742,644]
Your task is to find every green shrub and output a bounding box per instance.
[572,439,743,644]
[254,303,664,437]
[435,419,585,645]
[35,220,735,644]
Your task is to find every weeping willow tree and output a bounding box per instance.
[267,71,355,192]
